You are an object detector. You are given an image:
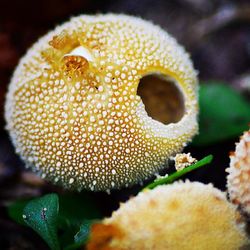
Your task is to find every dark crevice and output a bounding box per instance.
[137,73,185,125]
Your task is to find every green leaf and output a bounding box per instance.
[23,193,60,250]
[7,199,30,226]
[193,82,250,146]
[64,220,96,250]
[143,155,213,191]
[7,192,101,250]
[74,220,95,246]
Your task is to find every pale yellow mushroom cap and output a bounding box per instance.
[227,129,250,215]
[5,14,198,191]
[87,182,250,250]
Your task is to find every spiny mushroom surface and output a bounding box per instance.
[87,182,250,250]
[5,14,198,191]
[227,129,250,215]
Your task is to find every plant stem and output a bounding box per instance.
[143,155,213,191]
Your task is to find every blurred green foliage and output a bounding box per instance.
[193,82,250,146]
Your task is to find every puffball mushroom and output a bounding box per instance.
[87,182,250,250]
[5,14,198,191]
[227,129,250,216]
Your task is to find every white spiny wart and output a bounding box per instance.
[5,14,198,191]
[174,152,197,171]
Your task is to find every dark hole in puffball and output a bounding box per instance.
[137,74,185,125]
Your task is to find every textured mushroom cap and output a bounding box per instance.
[227,130,250,215]
[87,182,249,250]
[5,14,198,191]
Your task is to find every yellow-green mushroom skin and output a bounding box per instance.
[5,14,198,191]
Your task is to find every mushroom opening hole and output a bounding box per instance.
[137,74,185,125]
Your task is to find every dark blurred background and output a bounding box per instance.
[0,0,250,249]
